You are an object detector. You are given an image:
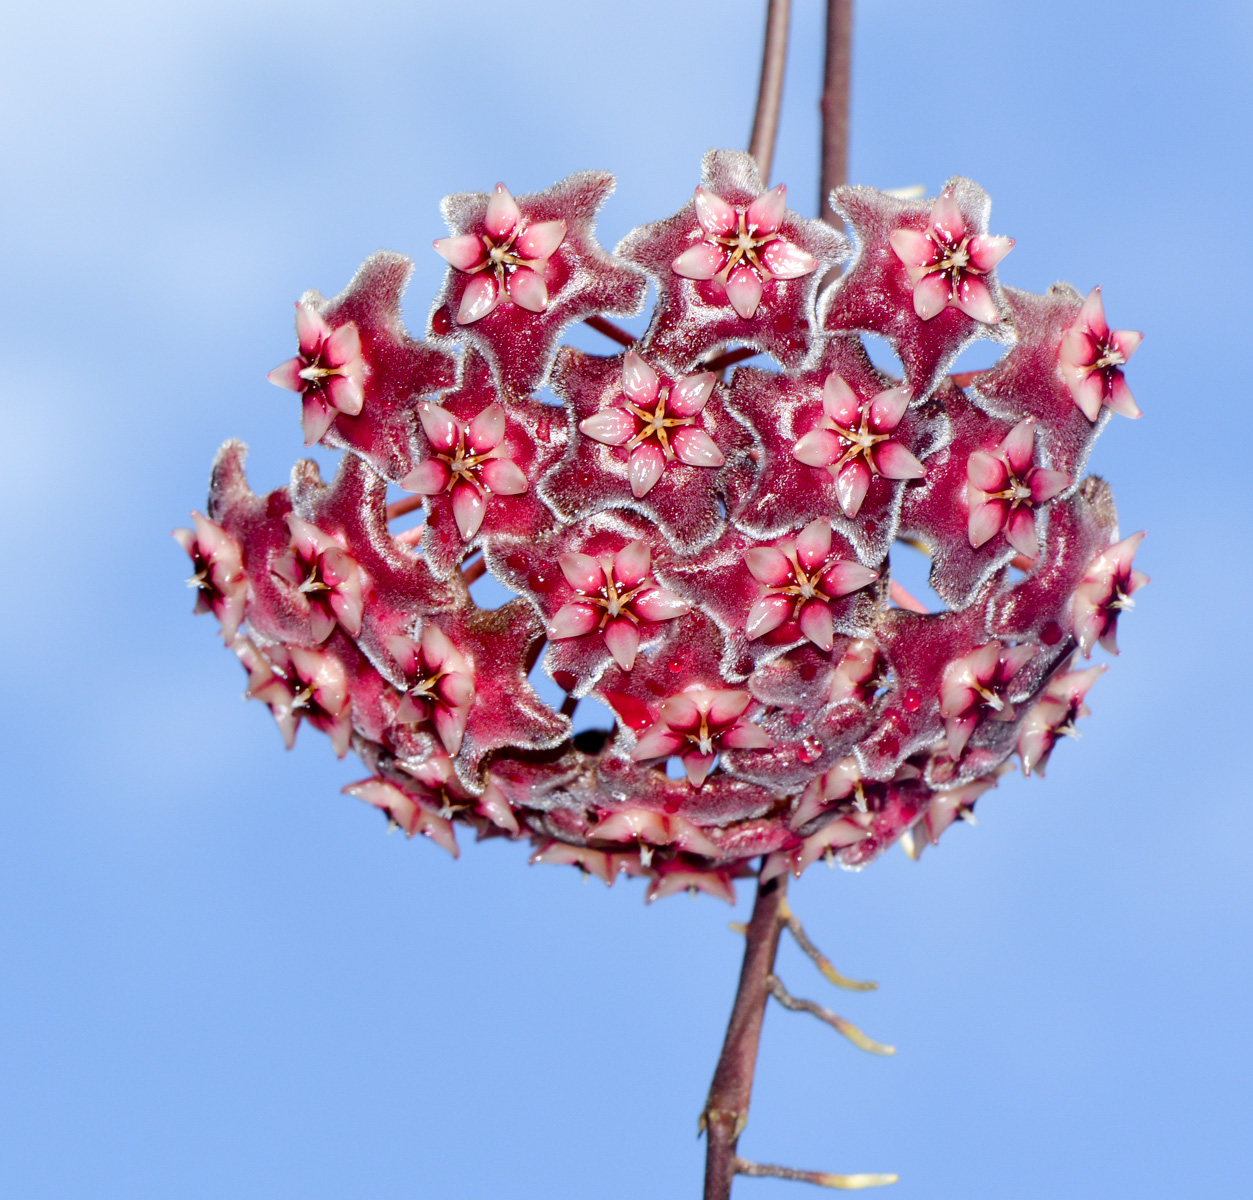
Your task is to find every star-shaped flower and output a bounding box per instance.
[173,511,246,641]
[540,347,752,553]
[385,623,475,757]
[616,150,846,370]
[1017,660,1105,776]
[267,300,365,445]
[1059,286,1143,421]
[577,349,724,498]
[631,686,770,787]
[271,515,365,644]
[823,178,1012,397]
[966,418,1071,556]
[793,374,925,518]
[1069,531,1148,656]
[547,539,690,672]
[243,639,354,758]
[428,171,647,396]
[939,640,1037,760]
[345,774,460,857]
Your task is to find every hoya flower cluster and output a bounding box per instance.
[179,152,1144,902]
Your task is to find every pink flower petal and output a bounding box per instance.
[682,752,718,787]
[466,401,506,453]
[580,407,637,446]
[433,704,469,759]
[506,266,549,313]
[745,594,790,640]
[1000,419,1036,477]
[746,184,786,234]
[630,724,687,761]
[480,457,528,495]
[301,395,335,445]
[968,499,1008,548]
[944,713,977,760]
[821,373,861,427]
[450,483,486,540]
[724,265,764,319]
[821,560,878,596]
[693,186,736,237]
[456,272,500,324]
[798,601,835,651]
[1000,643,1038,680]
[835,459,872,518]
[967,234,1014,272]
[603,619,641,671]
[1070,371,1105,421]
[1030,468,1071,504]
[868,385,910,432]
[547,601,600,639]
[721,721,771,750]
[418,403,460,453]
[793,427,841,469]
[760,238,816,279]
[437,670,475,709]
[667,371,716,417]
[1059,327,1096,373]
[484,182,521,241]
[888,228,936,269]
[1005,507,1039,557]
[628,442,665,498]
[323,321,360,369]
[954,275,1000,324]
[516,219,566,261]
[1110,328,1143,361]
[622,350,659,405]
[633,587,689,622]
[707,689,751,727]
[874,440,926,481]
[912,273,951,321]
[1108,375,1142,419]
[930,195,967,245]
[967,450,1009,493]
[612,539,651,588]
[659,692,702,732]
[433,234,487,272]
[295,301,329,357]
[671,427,725,468]
[325,372,363,416]
[1078,287,1109,340]
[401,458,450,495]
[672,242,726,281]
[559,552,605,593]
[795,519,832,571]
[267,357,304,392]
[744,545,793,587]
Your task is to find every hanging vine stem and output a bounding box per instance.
[699,5,880,1197]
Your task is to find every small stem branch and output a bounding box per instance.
[385,495,423,521]
[702,872,788,1200]
[701,346,760,373]
[734,1158,898,1191]
[819,0,854,220]
[583,315,636,348]
[766,974,895,1056]
[888,580,929,615]
[462,555,487,585]
[748,0,792,184]
[780,900,876,992]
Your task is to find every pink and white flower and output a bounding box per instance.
[174,511,246,641]
[271,516,364,643]
[743,520,879,651]
[792,374,925,518]
[531,840,646,887]
[546,539,690,671]
[1070,531,1149,656]
[267,301,366,445]
[939,640,1037,759]
[902,774,1000,860]
[966,419,1071,556]
[386,624,475,757]
[631,687,770,786]
[344,775,459,857]
[585,807,718,865]
[1017,661,1105,776]
[1059,287,1143,421]
[827,637,884,705]
[434,183,567,325]
[579,350,724,498]
[244,641,353,757]
[671,183,816,319]
[888,193,1013,323]
[401,399,528,540]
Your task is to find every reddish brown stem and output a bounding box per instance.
[702,873,788,1200]
[385,494,423,521]
[583,314,636,348]
[748,0,792,184]
[819,0,854,220]
[702,346,760,373]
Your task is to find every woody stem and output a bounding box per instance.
[748,0,792,184]
[702,872,788,1200]
[819,0,854,220]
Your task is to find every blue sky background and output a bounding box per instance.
[1,1,1250,1196]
